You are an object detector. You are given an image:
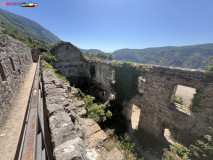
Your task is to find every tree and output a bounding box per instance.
[162,127,213,160]
[205,56,213,74]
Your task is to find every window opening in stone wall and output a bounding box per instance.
[9,57,16,71]
[170,85,196,114]
[0,62,6,81]
[138,76,146,93]
[131,104,141,130]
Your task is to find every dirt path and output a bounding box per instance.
[0,62,37,160]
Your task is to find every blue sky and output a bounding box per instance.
[1,0,213,52]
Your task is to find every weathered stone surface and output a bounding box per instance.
[75,100,85,108]
[86,148,99,160]
[42,67,110,159]
[82,119,101,138]
[106,147,124,160]
[82,119,96,127]
[0,33,32,124]
[85,130,107,148]
[77,108,87,117]
[46,104,64,116]
[54,137,87,160]
[49,110,77,147]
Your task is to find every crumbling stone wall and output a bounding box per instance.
[84,61,115,100]
[50,41,213,144]
[50,42,86,87]
[93,61,213,142]
[42,67,107,160]
[128,67,213,142]
[0,33,32,123]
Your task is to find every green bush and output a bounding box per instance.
[81,95,112,123]
[41,62,69,84]
[96,52,115,60]
[120,133,137,160]
[174,95,185,105]
[162,127,213,160]
[104,139,121,152]
[85,52,115,60]
[40,51,58,64]
[111,62,140,102]
[205,56,213,74]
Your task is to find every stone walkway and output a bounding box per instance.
[0,62,37,160]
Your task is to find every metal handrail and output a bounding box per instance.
[15,56,49,160]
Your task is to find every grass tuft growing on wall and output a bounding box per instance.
[41,62,69,84]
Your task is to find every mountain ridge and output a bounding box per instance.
[113,43,213,69]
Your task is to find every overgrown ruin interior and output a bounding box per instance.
[50,42,213,146]
[1,35,213,159]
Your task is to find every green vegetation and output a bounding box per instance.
[40,51,58,64]
[41,62,69,84]
[189,89,203,112]
[205,56,213,74]
[113,44,213,69]
[96,52,115,60]
[162,127,213,160]
[86,52,115,60]
[120,133,137,159]
[0,21,50,49]
[174,95,185,106]
[111,62,140,102]
[81,95,112,123]
[103,130,138,160]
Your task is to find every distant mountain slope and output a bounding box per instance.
[113,44,213,69]
[80,49,103,54]
[0,8,60,44]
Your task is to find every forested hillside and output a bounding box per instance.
[113,44,213,69]
[0,8,60,48]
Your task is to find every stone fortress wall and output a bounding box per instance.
[50,42,213,144]
[0,33,32,124]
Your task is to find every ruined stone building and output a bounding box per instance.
[50,41,213,145]
[0,34,213,159]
